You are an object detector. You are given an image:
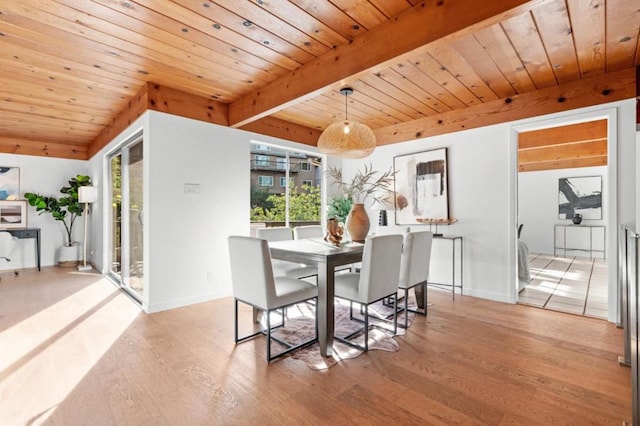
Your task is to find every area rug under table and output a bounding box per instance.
[269,298,419,370]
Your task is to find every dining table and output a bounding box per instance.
[268,238,364,357]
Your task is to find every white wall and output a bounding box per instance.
[344,125,514,302]
[518,166,607,255]
[0,154,88,270]
[341,99,636,313]
[144,112,249,312]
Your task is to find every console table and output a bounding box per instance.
[6,227,41,270]
[427,235,463,299]
[554,224,605,259]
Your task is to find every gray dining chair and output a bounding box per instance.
[333,234,403,351]
[255,227,318,279]
[398,230,433,328]
[228,236,318,362]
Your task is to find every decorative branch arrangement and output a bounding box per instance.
[325,163,396,205]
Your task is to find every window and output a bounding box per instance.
[255,144,271,151]
[255,154,269,167]
[258,176,273,186]
[250,143,323,229]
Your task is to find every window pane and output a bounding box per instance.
[250,144,321,229]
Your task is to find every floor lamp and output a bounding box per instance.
[78,186,97,272]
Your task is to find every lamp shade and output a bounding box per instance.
[317,120,376,159]
[78,186,97,203]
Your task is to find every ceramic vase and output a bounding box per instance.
[572,213,583,225]
[346,203,370,243]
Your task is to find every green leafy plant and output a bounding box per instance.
[325,163,396,205]
[25,175,92,247]
[327,196,352,223]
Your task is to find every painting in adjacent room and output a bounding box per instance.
[558,176,602,220]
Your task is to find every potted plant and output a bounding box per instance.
[326,164,395,242]
[25,175,92,266]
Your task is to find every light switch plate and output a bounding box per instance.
[184,183,200,195]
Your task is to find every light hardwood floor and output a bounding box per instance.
[519,254,608,320]
[0,267,631,424]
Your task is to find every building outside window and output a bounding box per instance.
[254,154,269,167]
[250,142,322,232]
[258,175,274,187]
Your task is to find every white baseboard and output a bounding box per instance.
[145,289,232,313]
[463,288,512,304]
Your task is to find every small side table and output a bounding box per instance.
[427,235,463,299]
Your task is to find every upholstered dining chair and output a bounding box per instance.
[333,234,403,351]
[293,225,323,240]
[255,227,318,279]
[398,230,433,329]
[228,236,318,362]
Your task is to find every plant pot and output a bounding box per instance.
[58,245,79,267]
[346,203,370,243]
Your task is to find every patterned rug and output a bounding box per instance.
[269,297,419,370]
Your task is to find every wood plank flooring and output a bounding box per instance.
[0,267,631,424]
[519,254,608,319]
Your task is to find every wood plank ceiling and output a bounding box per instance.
[518,119,608,172]
[0,0,638,160]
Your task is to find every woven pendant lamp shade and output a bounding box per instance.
[317,87,376,159]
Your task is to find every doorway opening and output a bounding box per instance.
[515,118,610,320]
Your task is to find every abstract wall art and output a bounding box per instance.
[394,148,449,224]
[0,167,19,200]
[558,175,602,220]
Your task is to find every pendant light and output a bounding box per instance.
[317,87,376,159]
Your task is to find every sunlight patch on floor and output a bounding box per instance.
[0,276,141,424]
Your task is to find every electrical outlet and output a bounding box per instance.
[206,271,213,282]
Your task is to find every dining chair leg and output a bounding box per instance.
[234,299,239,342]
[392,295,397,335]
[423,283,428,315]
[266,308,272,362]
[364,304,369,352]
[404,289,409,329]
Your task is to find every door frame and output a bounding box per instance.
[508,107,619,322]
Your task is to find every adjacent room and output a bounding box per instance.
[0,1,638,424]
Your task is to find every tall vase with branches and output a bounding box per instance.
[325,164,395,242]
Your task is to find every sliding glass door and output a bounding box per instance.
[108,134,144,300]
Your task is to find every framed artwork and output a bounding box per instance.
[558,176,602,220]
[0,167,20,200]
[0,200,27,228]
[394,148,449,224]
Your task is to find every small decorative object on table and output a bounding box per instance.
[324,217,344,246]
[572,213,583,225]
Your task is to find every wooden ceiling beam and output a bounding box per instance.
[519,156,608,172]
[239,116,321,147]
[375,68,636,145]
[0,136,88,160]
[88,83,320,158]
[518,140,607,164]
[88,83,150,158]
[227,0,544,128]
[518,119,607,149]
